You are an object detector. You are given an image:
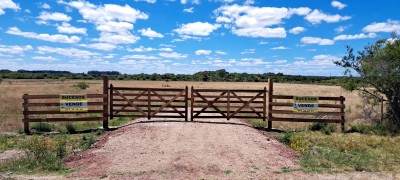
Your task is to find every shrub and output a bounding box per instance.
[309,123,336,135]
[65,123,76,134]
[31,122,53,132]
[59,77,66,82]
[74,82,89,89]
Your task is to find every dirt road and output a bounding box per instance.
[65,118,396,179]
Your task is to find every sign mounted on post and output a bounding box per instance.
[60,94,88,112]
[293,96,319,113]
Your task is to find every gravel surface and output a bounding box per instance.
[64,118,398,179]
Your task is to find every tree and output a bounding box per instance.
[334,34,400,127]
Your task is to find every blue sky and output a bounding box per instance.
[0,0,399,76]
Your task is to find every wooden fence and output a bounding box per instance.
[21,76,346,133]
[267,79,346,131]
[191,87,266,121]
[22,76,109,134]
[110,85,188,121]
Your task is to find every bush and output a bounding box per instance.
[309,123,336,135]
[74,82,89,89]
[59,77,66,82]
[31,122,54,132]
[65,123,76,134]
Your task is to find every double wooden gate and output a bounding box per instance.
[110,85,267,121]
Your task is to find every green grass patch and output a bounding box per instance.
[245,119,266,128]
[277,131,400,173]
[0,132,102,174]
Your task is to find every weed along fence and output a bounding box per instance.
[21,76,346,133]
[22,76,109,134]
[267,79,346,131]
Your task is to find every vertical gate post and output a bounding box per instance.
[110,84,114,120]
[340,96,345,132]
[185,86,188,121]
[263,87,267,122]
[227,90,230,120]
[267,78,273,130]
[23,94,30,134]
[190,86,194,121]
[148,88,151,120]
[103,75,109,129]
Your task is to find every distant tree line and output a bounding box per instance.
[0,69,352,85]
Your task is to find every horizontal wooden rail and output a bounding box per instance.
[270,110,344,116]
[272,95,345,101]
[24,117,105,122]
[23,94,106,99]
[193,89,267,92]
[270,102,344,108]
[269,117,342,123]
[23,102,107,107]
[113,87,184,91]
[24,110,104,115]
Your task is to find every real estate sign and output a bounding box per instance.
[293,96,318,113]
[60,94,88,112]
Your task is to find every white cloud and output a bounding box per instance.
[271,46,289,50]
[174,22,220,36]
[0,44,32,54]
[215,4,311,38]
[362,20,400,33]
[138,28,164,39]
[237,58,267,66]
[38,12,71,22]
[258,41,268,45]
[195,50,212,55]
[215,50,227,55]
[80,43,117,51]
[331,1,347,10]
[97,32,140,44]
[159,52,187,59]
[32,56,57,61]
[289,26,306,34]
[305,10,350,24]
[334,33,377,40]
[274,59,287,64]
[134,0,157,3]
[244,0,254,5]
[37,46,101,59]
[183,7,194,13]
[240,48,255,54]
[232,27,286,38]
[57,22,87,35]
[40,3,51,9]
[334,25,348,33]
[301,36,334,45]
[159,48,173,52]
[65,1,148,45]
[122,55,159,60]
[127,46,156,52]
[96,21,133,33]
[0,0,19,15]
[7,27,81,44]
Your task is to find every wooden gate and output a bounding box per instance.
[191,87,267,121]
[110,85,188,121]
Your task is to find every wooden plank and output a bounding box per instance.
[227,90,230,120]
[26,110,104,115]
[192,90,227,117]
[113,114,146,118]
[193,90,227,118]
[230,92,263,117]
[193,116,264,119]
[114,89,148,117]
[193,89,266,92]
[192,111,263,114]
[191,105,264,109]
[103,75,109,129]
[185,86,188,121]
[111,93,184,97]
[25,117,104,122]
[150,90,185,117]
[270,102,345,108]
[114,109,186,113]
[231,91,262,117]
[112,99,186,102]
[263,87,267,122]
[190,86,194,121]
[192,100,264,104]
[150,90,184,117]
[23,94,29,134]
[113,87,184,91]
[267,78,273,129]
[192,95,265,99]
[24,102,106,107]
[340,96,345,131]
[110,84,114,120]
[270,110,344,116]
[272,95,342,101]
[24,94,106,99]
[113,104,187,108]
[113,90,148,114]
[269,117,341,123]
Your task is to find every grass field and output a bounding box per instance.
[0,79,374,132]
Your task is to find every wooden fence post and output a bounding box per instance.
[103,75,109,129]
[110,84,114,120]
[190,86,194,121]
[340,96,345,132]
[23,94,30,134]
[185,86,188,121]
[263,87,266,122]
[267,78,273,130]
[148,88,151,120]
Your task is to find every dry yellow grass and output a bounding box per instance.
[0,79,377,132]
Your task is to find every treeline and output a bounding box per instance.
[0,69,346,84]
